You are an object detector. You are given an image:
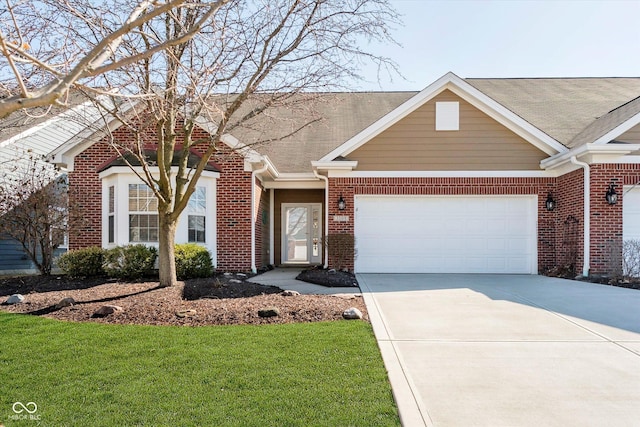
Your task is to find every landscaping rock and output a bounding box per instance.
[92,305,124,318]
[281,290,300,297]
[235,273,247,278]
[5,294,25,305]
[229,279,242,284]
[258,307,280,318]
[55,297,76,309]
[176,309,197,318]
[223,272,233,277]
[342,307,363,320]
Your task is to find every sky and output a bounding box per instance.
[354,0,640,91]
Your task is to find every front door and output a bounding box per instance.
[282,203,322,264]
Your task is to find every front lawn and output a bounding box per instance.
[0,313,399,426]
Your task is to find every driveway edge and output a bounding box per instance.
[358,274,429,427]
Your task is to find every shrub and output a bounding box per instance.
[175,243,213,279]
[103,244,158,280]
[323,234,356,271]
[56,247,105,278]
[623,239,640,278]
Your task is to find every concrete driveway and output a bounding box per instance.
[357,274,640,427]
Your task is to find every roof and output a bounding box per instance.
[466,78,640,147]
[97,148,221,173]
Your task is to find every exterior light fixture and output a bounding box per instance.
[545,193,557,211]
[337,194,346,211]
[605,183,618,205]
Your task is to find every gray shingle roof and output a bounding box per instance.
[466,78,640,147]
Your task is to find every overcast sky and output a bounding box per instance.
[353,0,640,91]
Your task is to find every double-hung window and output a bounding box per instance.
[128,184,159,242]
[188,186,206,243]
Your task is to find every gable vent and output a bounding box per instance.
[435,101,459,131]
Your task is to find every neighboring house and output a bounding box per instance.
[42,72,640,276]
[0,98,107,275]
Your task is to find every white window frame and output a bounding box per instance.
[100,167,218,263]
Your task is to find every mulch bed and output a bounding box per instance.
[0,273,366,326]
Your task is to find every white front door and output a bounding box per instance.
[282,203,322,264]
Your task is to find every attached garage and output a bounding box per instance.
[355,195,538,274]
[623,186,640,241]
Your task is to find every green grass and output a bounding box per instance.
[0,313,399,426]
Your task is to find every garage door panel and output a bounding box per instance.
[355,195,537,274]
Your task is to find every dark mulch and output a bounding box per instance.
[296,267,359,288]
[182,276,282,300]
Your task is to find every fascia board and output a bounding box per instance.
[540,143,640,169]
[98,165,220,180]
[592,112,640,145]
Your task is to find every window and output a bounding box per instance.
[108,186,115,243]
[435,101,459,131]
[128,184,158,242]
[188,186,206,242]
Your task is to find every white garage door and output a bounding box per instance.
[355,195,537,274]
[623,186,640,240]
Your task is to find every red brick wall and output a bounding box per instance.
[555,169,584,275]
[214,152,253,271]
[327,177,556,271]
[69,123,256,272]
[589,164,640,275]
[68,141,118,249]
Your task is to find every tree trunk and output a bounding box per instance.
[158,213,178,287]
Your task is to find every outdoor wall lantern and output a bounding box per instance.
[605,183,618,205]
[337,194,346,211]
[545,193,557,211]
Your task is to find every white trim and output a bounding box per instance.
[251,162,269,273]
[263,180,325,189]
[326,169,557,178]
[541,143,640,170]
[570,156,590,277]
[269,189,275,265]
[319,72,566,162]
[593,111,640,145]
[99,166,220,180]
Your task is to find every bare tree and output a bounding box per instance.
[0,150,81,274]
[3,0,399,286]
[0,0,229,119]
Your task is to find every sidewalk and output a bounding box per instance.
[249,267,361,296]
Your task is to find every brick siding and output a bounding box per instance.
[327,176,556,272]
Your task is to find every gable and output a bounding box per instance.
[347,90,548,171]
[617,123,640,144]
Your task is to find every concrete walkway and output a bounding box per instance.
[249,267,361,295]
[358,274,640,427]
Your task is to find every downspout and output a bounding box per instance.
[251,162,269,273]
[570,156,590,277]
[313,169,329,268]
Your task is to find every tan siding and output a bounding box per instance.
[618,124,640,143]
[274,189,324,265]
[348,90,547,171]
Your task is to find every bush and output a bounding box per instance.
[103,244,158,280]
[175,243,213,279]
[57,247,105,278]
[623,239,640,278]
[323,234,356,271]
